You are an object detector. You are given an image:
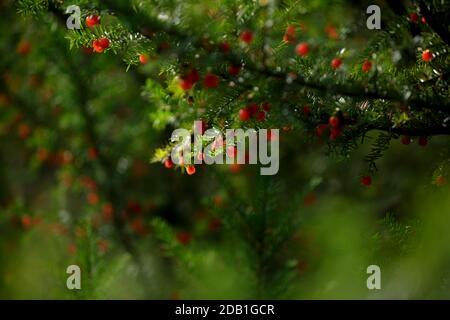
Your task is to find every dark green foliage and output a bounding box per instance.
[0,0,449,299]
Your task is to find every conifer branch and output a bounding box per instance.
[419,1,450,47]
[73,0,450,114]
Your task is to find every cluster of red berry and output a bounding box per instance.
[85,15,111,53]
[239,102,271,122]
[409,12,428,26]
[179,68,220,91]
[315,114,344,141]
[409,12,433,62]
[400,135,428,146]
[119,20,437,183]
[92,37,110,53]
[164,157,196,176]
[281,24,369,72]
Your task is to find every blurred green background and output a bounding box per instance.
[0,0,450,299]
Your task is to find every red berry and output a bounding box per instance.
[158,42,171,52]
[247,103,258,115]
[302,105,311,114]
[203,73,220,88]
[315,124,329,137]
[98,38,110,48]
[164,158,174,169]
[295,42,310,56]
[18,123,31,139]
[87,147,98,160]
[186,165,196,175]
[329,116,340,128]
[139,54,149,64]
[179,69,199,90]
[55,150,73,166]
[21,215,32,230]
[283,34,294,43]
[422,50,433,62]
[81,46,94,55]
[362,60,372,73]
[256,111,266,122]
[102,203,114,221]
[68,243,77,255]
[213,195,224,206]
[37,148,49,162]
[285,25,296,36]
[329,127,341,140]
[239,108,251,121]
[401,135,411,145]
[97,239,109,253]
[229,163,241,173]
[220,41,231,53]
[283,25,296,43]
[92,38,110,53]
[180,79,193,91]
[326,25,339,40]
[435,175,447,186]
[80,176,97,190]
[409,13,419,23]
[87,192,99,205]
[186,69,200,83]
[261,102,271,112]
[303,192,316,207]
[127,200,142,215]
[360,176,372,186]
[240,30,253,44]
[208,218,222,232]
[176,232,192,245]
[228,65,241,76]
[17,41,31,55]
[92,41,104,53]
[331,58,342,70]
[418,136,428,146]
[130,218,149,236]
[86,15,100,28]
[421,17,427,24]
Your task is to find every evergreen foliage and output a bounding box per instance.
[0,0,449,299]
